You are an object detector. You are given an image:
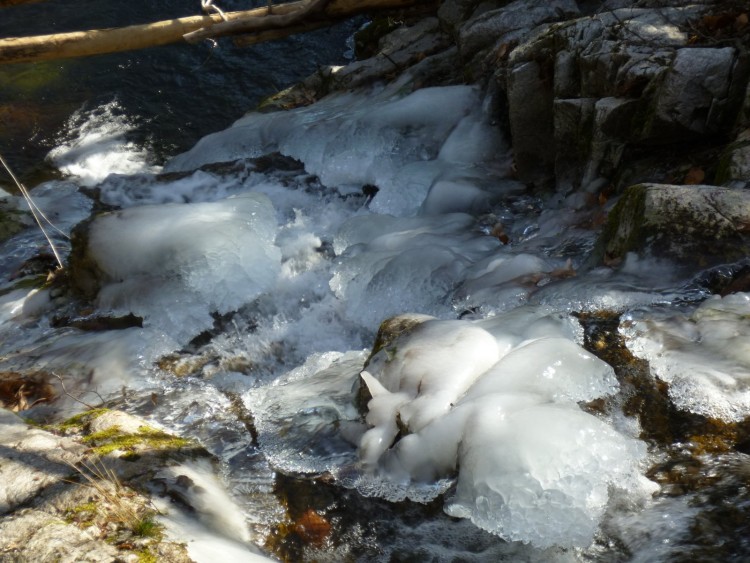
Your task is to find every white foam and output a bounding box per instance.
[47,100,159,186]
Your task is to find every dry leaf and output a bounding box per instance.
[737,13,749,29]
[684,166,705,185]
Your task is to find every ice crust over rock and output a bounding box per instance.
[88,193,281,342]
[358,315,655,548]
[166,85,510,217]
[624,292,750,422]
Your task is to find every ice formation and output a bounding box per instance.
[357,315,655,548]
[624,292,750,422]
[330,213,500,326]
[166,85,510,217]
[87,192,281,342]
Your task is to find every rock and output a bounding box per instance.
[507,59,556,186]
[647,47,737,139]
[0,508,121,563]
[458,0,579,58]
[496,3,750,192]
[599,183,750,267]
[0,407,220,561]
[717,128,750,188]
[330,17,453,90]
[0,409,86,515]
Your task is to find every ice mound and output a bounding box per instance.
[330,213,500,326]
[624,292,750,422]
[357,314,654,548]
[86,192,281,342]
[166,85,510,216]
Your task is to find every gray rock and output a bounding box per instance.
[500,2,750,192]
[648,47,737,138]
[0,409,85,515]
[459,0,579,58]
[0,508,122,563]
[599,184,750,267]
[507,60,556,186]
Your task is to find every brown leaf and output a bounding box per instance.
[737,13,749,30]
[684,166,705,185]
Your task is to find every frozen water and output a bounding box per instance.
[87,193,281,342]
[624,293,750,422]
[352,314,654,548]
[5,75,737,560]
[166,85,510,217]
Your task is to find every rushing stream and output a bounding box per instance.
[2,5,750,563]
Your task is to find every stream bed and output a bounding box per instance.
[2,6,750,562]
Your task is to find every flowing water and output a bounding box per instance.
[2,4,750,562]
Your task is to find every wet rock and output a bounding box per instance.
[330,17,453,90]
[0,199,30,244]
[599,183,750,267]
[717,127,750,188]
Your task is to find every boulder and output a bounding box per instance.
[492,2,750,191]
[599,183,750,267]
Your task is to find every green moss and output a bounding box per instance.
[137,550,159,563]
[65,501,98,526]
[50,408,110,433]
[82,424,192,457]
[595,183,647,263]
[132,515,162,539]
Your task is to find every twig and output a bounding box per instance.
[53,372,104,410]
[0,152,66,269]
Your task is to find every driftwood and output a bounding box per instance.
[0,0,436,65]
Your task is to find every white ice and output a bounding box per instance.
[87,192,281,343]
[356,314,654,548]
[624,292,750,422]
[166,85,510,217]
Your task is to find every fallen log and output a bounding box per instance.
[184,0,331,44]
[0,0,436,65]
[0,0,46,7]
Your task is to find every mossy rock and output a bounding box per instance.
[597,183,750,269]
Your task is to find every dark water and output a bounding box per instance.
[0,0,358,187]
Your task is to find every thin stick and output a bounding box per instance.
[53,372,104,410]
[0,152,65,269]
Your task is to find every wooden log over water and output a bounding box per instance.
[0,0,436,65]
[0,0,46,7]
